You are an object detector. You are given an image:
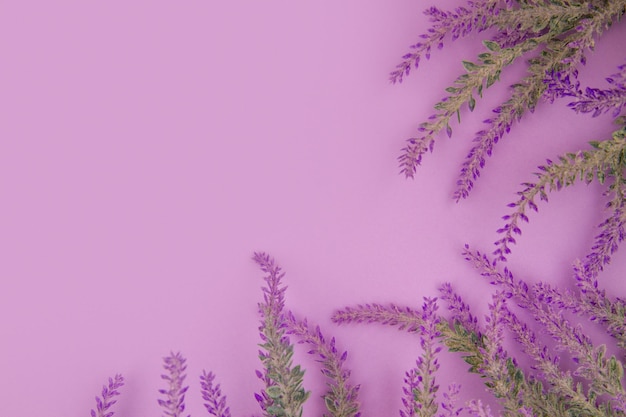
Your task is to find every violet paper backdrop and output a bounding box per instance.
[1,1,625,416]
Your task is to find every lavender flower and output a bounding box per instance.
[583,170,626,278]
[439,283,479,335]
[466,400,493,417]
[401,368,420,417]
[438,384,463,417]
[283,310,361,417]
[572,260,626,349]
[494,131,626,261]
[332,303,424,332]
[408,297,442,417]
[200,370,231,417]
[390,1,499,84]
[399,39,535,180]
[253,252,309,417]
[500,304,600,415]
[465,247,626,413]
[158,352,190,417]
[91,374,124,417]
[396,0,625,198]
[333,294,539,416]
[545,64,626,118]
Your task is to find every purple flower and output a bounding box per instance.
[465,246,626,410]
[545,64,626,118]
[332,303,424,333]
[466,400,493,417]
[200,370,232,417]
[438,384,463,417]
[406,297,442,417]
[253,253,309,417]
[158,352,190,417]
[91,374,124,417]
[283,310,361,417]
[439,283,479,335]
[583,197,626,279]
[390,1,499,84]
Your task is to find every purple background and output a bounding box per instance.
[1,1,625,416]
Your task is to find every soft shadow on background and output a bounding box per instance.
[1,1,625,416]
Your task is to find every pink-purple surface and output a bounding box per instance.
[1,1,625,416]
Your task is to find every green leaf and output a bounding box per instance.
[462,61,479,71]
[291,365,304,378]
[293,389,310,403]
[324,396,337,413]
[266,385,283,399]
[469,96,476,111]
[267,405,286,417]
[483,40,500,51]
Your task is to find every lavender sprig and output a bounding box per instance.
[401,368,420,417]
[283,311,361,417]
[494,130,626,261]
[332,303,424,332]
[584,169,626,278]
[500,303,608,416]
[572,260,626,349]
[465,247,626,412]
[332,297,547,417]
[200,370,232,417]
[91,374,124,417]
[395,0,626,199]
[466,400,494,417]
[253,252,309,417]
[454,20,605,201]
[545,65,626,118]
[399,36,544,180]
[410,298,442,417]
[158,352,190,417]
[439,283,479,335]
[438,384,463,417]
[390,1,499,84]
